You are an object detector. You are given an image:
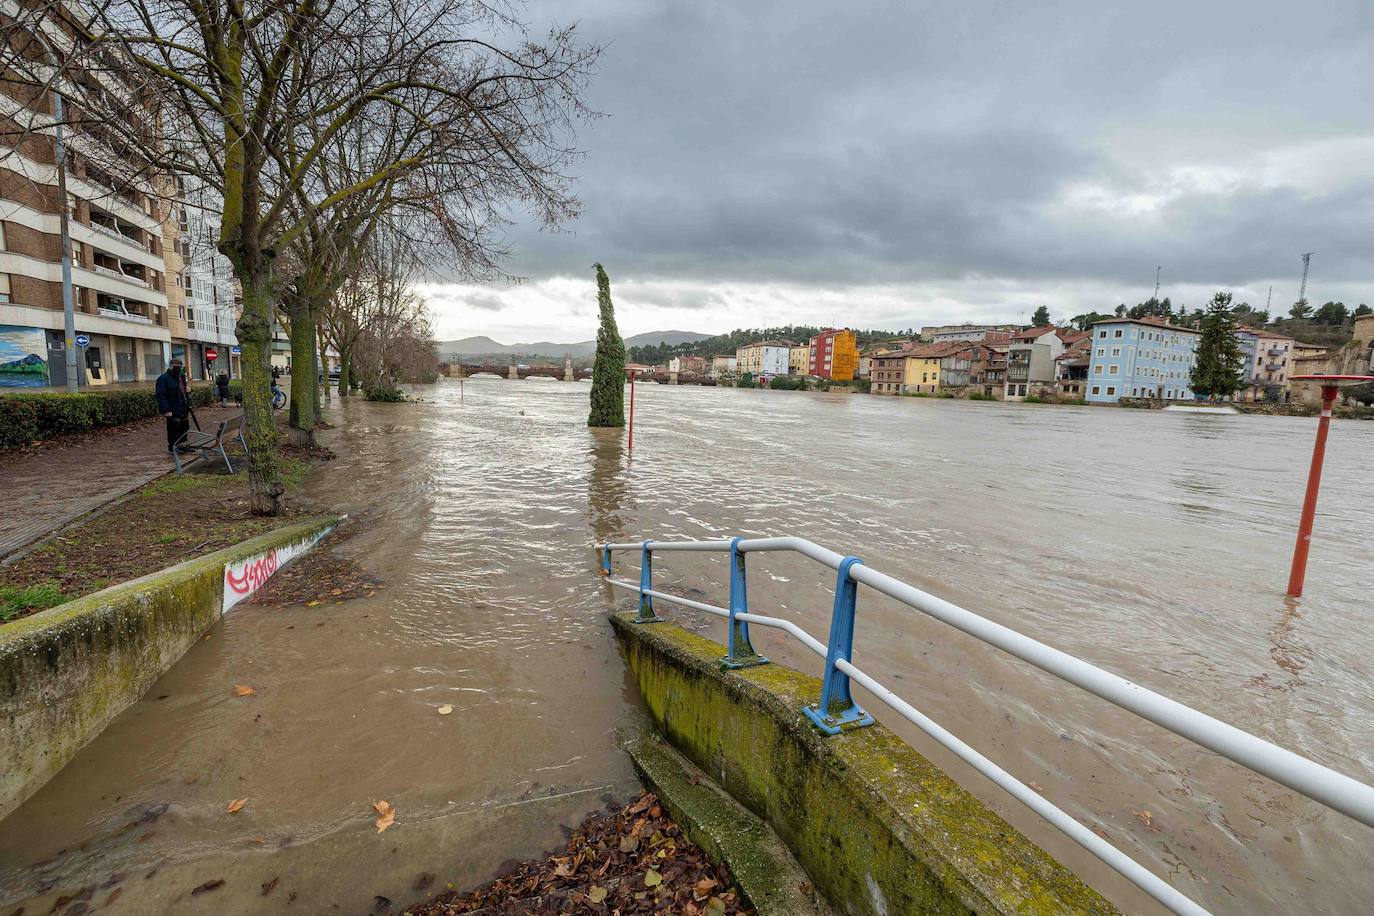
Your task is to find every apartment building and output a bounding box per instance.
[1085,318,1199,404]
[0,4,181,388]
[1235,329,1294,401]
[176,183,240,379]
[735,339,791,377]
[709,354,736,378]
[808,328,858,380]
[788,344,809,375]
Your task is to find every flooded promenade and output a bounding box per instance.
[2,379,1370,913]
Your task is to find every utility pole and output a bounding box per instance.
[51,78,78,391]
[1266,285,1273,313]
[1153,266,1161,301]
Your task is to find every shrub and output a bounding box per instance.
[0,384,220,449]
[736,373,756,389]
[768,375,805,391]
[906,391,931,398]
[363,378,407,401]
[1023,394,1048,404]
[0,396,39,448]
[967,391,994,401]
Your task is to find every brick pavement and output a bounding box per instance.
[0,406,243,561]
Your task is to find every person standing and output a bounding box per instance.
[156,358,190,453]
[215,370,231,407]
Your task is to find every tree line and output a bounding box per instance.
[2,0,599,514]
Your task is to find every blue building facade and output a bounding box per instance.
[1085,319,1200,404]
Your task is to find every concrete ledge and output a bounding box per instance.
[611,612,1119,915]
[624,729,835,916]
[0,516,338,819]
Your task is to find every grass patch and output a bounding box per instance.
[0,582,66,622]
[1,456,324,626]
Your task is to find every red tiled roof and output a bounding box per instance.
[1012,325,1057,341]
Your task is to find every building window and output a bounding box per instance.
[0,273,9,302]
[1098,330,1107,339]
[1108,365,1119,375]
[0,221,6,250]
[1091,386,1101,395]
[1093,365,1103,375]
[1114,329,1124,338]
[1111,347,1121,356]
[1106,386,1116,395]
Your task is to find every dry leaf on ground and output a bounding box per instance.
[226,798,248,814]
[437,705,453,715]
[232,684,255,697]
[373,800,396,833]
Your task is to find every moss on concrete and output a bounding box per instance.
[625,729,835,916]
[611,613,1121,915]
[0,517,338,819]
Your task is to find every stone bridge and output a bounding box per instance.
[442,360,714,385]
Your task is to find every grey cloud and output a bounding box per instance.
[469,0,1374,306]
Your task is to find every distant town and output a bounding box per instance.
[444,303,1374,412]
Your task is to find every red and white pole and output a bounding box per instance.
[1286,383,1338,598]
[627,369,637,456]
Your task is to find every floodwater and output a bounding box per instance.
[2,380,1372,914]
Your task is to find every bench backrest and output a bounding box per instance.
[220,414,244,438]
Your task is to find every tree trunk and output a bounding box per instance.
[235,264,286,515]
[317,322,330,404]
[338,342,352,397]
[286,292,318,447]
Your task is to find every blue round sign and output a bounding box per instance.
[74,334,90,348]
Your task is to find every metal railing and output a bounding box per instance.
[595,535,1374,916]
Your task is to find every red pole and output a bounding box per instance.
[1287,384,1338,597]
[627,369,636,456]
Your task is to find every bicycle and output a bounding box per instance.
[270,381,286,410]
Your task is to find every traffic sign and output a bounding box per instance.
[230,345,242,355]
[74,334,90,348]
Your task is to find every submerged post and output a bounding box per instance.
[722,537,768,669]
[1286,375,1374,597]
[627,369,637,457]
[805,555,875,735]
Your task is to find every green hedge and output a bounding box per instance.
[0,384,228,450]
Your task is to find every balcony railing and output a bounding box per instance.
[92,264,150,287]
[98,305,153,325]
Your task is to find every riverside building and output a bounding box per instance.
[1085,317,1199,404]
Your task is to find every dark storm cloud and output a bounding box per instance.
[473,0,1374,306]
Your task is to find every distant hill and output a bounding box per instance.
[438,330,710,360]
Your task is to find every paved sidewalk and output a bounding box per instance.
[0,406,243,560]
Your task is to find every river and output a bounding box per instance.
[1,379,1370,913]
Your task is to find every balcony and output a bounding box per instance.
[99,305,153,325]
[92,263,150,288]
[1265,363,1284,371]
[1267,348,1286,357]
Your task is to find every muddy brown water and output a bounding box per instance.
[1,380,1371,913]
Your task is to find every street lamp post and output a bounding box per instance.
[49,69,79,391]
[1285,375,1374,597]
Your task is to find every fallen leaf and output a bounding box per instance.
[233,684,255,697]
[1131,808,1159,832]
[694,877,719,898]
[330,588,343,596]
[587,885,608,903]
[191,879,224,895]
[705,897,726,915]
[1029,781,1044,793]
[619,834,639,853]
[261,877,279,896]
[553,858,576,878]
[372,800,396,833]
[437,705,453,716]
[106,886,123,906]
[306,600,322,607]
[643,869,662,887]
[226,798,248,814]
[627,794,656,815]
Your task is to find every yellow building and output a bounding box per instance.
[789,345,809,375]
[867,342,956,394]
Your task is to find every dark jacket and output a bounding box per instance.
[155,370,189,417]
[215,373,230,393]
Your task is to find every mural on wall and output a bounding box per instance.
[0,325,49,387]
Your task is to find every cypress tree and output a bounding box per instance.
[587,263,626,427]
[1189,292,1245,400]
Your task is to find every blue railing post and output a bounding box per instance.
[804,555,875,735]
[600,544,612,576]
[635,541,660,623]
[721,537,768,669]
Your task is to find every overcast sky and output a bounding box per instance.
[423,0,1374,343]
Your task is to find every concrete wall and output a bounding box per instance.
[611,613,1118,915]
[0,517,337,818]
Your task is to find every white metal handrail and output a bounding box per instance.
[596,535,1374,916]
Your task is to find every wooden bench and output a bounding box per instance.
[173,414,247,474]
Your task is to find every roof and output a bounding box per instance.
[738,339,792,349]
[1057,330,1090,345]
[1242,329,1295,341]
[1090,316,1200,333]
[1011,325,1057,341]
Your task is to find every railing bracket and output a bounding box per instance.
[721,537,769,669]
[804,555,874,735]
[634,541,662,623]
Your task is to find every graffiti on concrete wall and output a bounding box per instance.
[0,325,49,387]
[222,525,333,611]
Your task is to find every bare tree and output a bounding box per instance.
[2,0,599,513]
